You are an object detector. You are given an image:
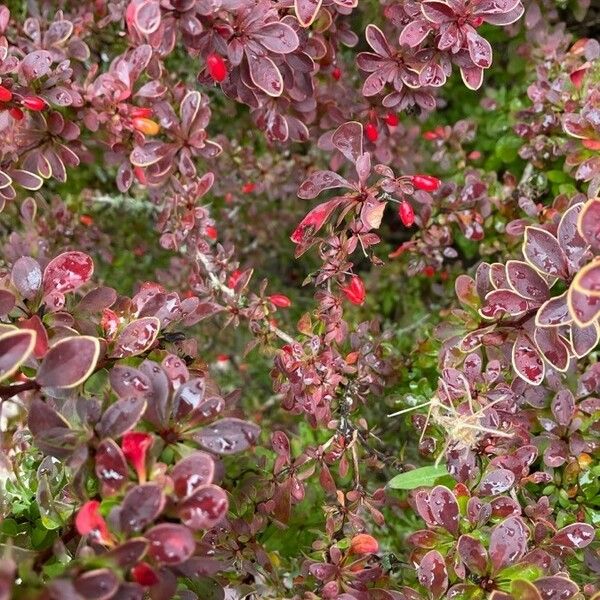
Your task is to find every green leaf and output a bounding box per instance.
[388,465,450,489]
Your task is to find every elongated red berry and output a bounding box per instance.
[0,85,12,102]
[206,225,217,240]
[385,113,399,127]
[22,95,46,111]
[398,200,415,227]
[80,214,94,227]
[423,265,435,277]
[207,53,228,82]
[242,182,256,193]
[332,67,342,81]
[269,294,292,308]
[341,276,366,306]
[422,130,438,141]
[365,122,378,143]
[132,117,160,135]
[411,174,441,192]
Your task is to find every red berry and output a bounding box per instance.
[332,67,342,81]
[134,166,147,184]
[0,85,12,102]
[422,130,438,141]
[398,201,415,227]
[79,214,94,227]
[269,294,292,308]
[365,122,378,143]
[242,182,256,194]
[423,265,435,277]
[341,275,366,306]
[22,95,46,111]
[206,53,228,83]
[206,225,218,240]
[9,107,24,120]
[385,113,399,127]
[411,174,441,192]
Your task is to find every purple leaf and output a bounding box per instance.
[332,121,363,164]
[146,524,195,565]
[428,485,459,535]
[36,336,100,388]
[489,516,528,573]
[417,550,448,600]
[578,198,600,250]
[399,20,432,47]
[95,439,129,496]
[194,418,260,455]
[109,366,151,398]
[96,397,147,439]
[178,484,229,530]
[466,29,492,69]
[567,285,600,327]
[247,52,283,97]
[533,327,570,372]
[254,23,299,54]
[477,468,515,496]
[480,289,530,319]
[111,317,160,358]
[512,333,545,385]
[74,569,119,600]
[0,329,36,383]
[298,170,349,199]
[505,260,549,303]
[457,535,488,576]
[11,257,42,299]
[43,251,94,296]
[536,293,571,327]
[295,0,322,27]
[550,389,575,426]
[550,523,595,549]
[534,577,579,600]
[172,452,215,498]
[523,227,569,280]
[120,484,165,533]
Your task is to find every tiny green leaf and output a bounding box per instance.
[388,464,450,490]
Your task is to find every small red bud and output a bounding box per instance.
[121,432,153,484]
[385,113,399,127]
[134,166,147,184]
[131,563,159,587]
[365,122,378,143]
[422,130,438,141]
[341,275,366,306]
[269,294,292,308]
[411,174,441,192]
[332,67,342,81]
[0,85,12,102]
[130,106,153,119]
[75,501,112,545]
[398,200,415,227]
[228,269,242,289]
[9,107,24,120]
[468,150,482,160]
[22,95,46,111]
[350,534,379,555]
[206,53,228,82]
[216,354,230,362]
[242,182,256,193]
[206,225,218,240]
[423,265,435,277]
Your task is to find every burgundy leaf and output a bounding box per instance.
[95,439,128,496]
[477,468,515,496]
[11,256,42,299]
[332,121,363,164]
[194,418,260,455]
[178,484,229,530]
[146,524,195,565]
[534,577,579,600]
[428,485,459,535]
[523,227,569,279]
[96,397,147,439]
[578,198,600,250]
[457,535,488,576]
[549,523,595,549]
[417,550,448,599]
[42,251,94,296]
[172,452,215,498]
[298,170,349,200]
[0,329,36,383]
[489,516,528,573]
[36,336,100,388]
[295,0,322,27]
[506,260,549,303]
[111,317,160,358]
[109,366,151,398]
[512,333,545,385]
[74,569,119,600]
[120,484,165,533]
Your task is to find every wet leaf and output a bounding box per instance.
[193,418,260,455]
